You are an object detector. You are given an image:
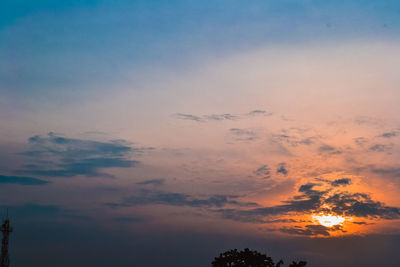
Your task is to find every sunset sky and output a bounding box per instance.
[1,1,400,266]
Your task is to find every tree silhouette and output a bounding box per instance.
[289,261,307,267]
[212,248,306,267]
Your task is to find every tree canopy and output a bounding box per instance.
[212,248,307,267]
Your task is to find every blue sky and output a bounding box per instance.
[2,0,399,101]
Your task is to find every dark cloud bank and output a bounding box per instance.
[216,178,400,236]
[3,177,400,266]
[7,203,400,267]
[105,175,400,238]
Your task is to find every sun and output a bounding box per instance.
[312,213,345,227]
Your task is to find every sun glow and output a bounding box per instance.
[312,213,345,227]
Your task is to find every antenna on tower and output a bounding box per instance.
[0,209,12,267]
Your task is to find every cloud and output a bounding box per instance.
[174,113,237,122]
[318,145,342,155]
[0,203,85,221]
[17,132,141,178]
[331,178,351,187]
[272,130,317,147]
[175,110,271,122]
[174,113,204,122]
[352,221,369,225]
[20,158,137,178]
[136,179,165,185]
[216,178,400,226]
[280,225,331,236]
[214,209,299,224]
[106,190,258,208]
[276,163,288,175]
[326,193,400,219]
[280,224,346,237]
[0,174,49,186]
[229,128,257,142]
[114,216,148,223]
[369,144,393,152]
[380,131,397,138]
[370,166,400,178]
[254,165,271,179]
[298,183,317,193]
[247,110,273,116]
[204,114,238,121]
[217,186,324,224]
[354,137,368,146]
[354,116,381,126]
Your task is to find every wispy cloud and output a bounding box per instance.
[370,165,400,178]
[369,143,393,152]
[229,128,257,142]
[280,224,335,237]
[254,165,271,179]
[174,109,271,122]
[318,145,342,155]
[354,116,382,126]
[354,137,369,146]
[174,113,204,122]
[136,179,166,186]
[380,131,397,138]
[17,132,142,178]
[247,110,272,116]
[106,190,258,208]
[273,134,316,147]
[204,114,238,121]
[174,113,237,122]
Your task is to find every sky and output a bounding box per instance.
[1,1,400,266]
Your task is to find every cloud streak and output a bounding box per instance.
[136,179,166,186]
[106,190,258,208]
[174,110,271,122]
[0,174,49,186]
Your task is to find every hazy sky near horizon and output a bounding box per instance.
[2,1,400,266]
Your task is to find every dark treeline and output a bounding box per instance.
[212,248,307,267]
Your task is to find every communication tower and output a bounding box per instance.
[0,210,12,267]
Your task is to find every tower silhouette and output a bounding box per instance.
[1,210,12,267]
